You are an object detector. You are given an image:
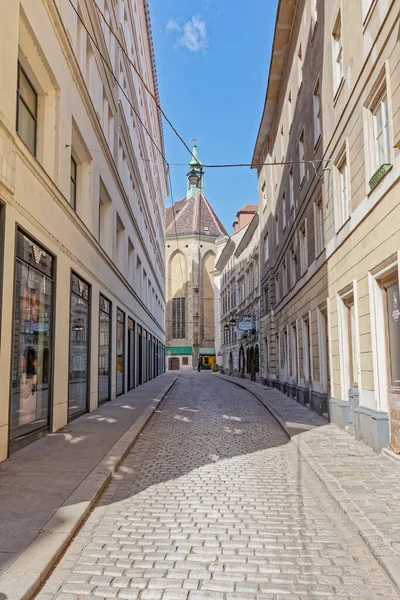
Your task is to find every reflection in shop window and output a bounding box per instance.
[69,273,90,418]
[10,231,54,444]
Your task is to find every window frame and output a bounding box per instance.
[332,11,344,95]
[314,196,325,257]
[299,220,308,276]
[70,155,77,210]
[334,143,350,231]
[313,78,322,146]
[299,130,305,184]
[16,62,38,156]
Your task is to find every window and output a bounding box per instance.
[264,286,269,313]
[299,221,307,275]
[182,357,189,366]
[314,197,324,256]
[297,44,303,91]
[264,233,269,263]
[265,337,270,373]
[291,322,298,379]
[275,272,280,304]
[335,147,350,228]
[313,79,321,145]
[299,131,305,183]
[16,63,37,155]
[99,296,111,403]
[275,214,279,246]
[116,214,125,273]
[262,182,267,207]
[69,273,90,418]
[385,279,400,388]
[282,259,287,297]
[290,244,297,288]
[373,93,390,170]
[282,193,287,230]
[288,90,292,129]
[10,231,54,442]
[312,0,318,27]
[172,298,185,339]
[289,168,295,211]
[332,12,343,93]
[70,156,77,209]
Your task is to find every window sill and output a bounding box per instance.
[362,0,379,31]
[333,78,345,106]
[335,215,351,235]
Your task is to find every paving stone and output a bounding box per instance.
[40,374,400,600]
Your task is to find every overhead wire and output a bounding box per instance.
[68,0,188,280]
[91,0,199,165]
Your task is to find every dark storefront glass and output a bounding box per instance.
[137,325,143,385]
[143,329,148,383]
[128,318,135,391]
[10,231,54,443]
[69,273,90,418]
[387,281,400,388]
[98,295,111,403]
[116,308,125,396]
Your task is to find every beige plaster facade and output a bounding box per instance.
[0,0,167,461]
[216,206,261,380]
[254,0,400,453]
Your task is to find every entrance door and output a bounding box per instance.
[169,357,180,370]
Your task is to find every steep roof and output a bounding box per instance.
[238,204,258,214]
[165,192,228,238]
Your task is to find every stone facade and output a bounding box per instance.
[0,0,167,461]
[216,206,261,381]
[254,0,400,453]
[165,147,227,370]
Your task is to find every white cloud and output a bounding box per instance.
[166,15,208,53]
[166,19,180,33]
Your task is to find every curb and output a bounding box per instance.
[0,375,179,600]
[217,373,400,592]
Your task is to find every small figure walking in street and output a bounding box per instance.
[197,358,201,372]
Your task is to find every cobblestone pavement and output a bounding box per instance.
[39,372,400,600]
[217,375,400,585]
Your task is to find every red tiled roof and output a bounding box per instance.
[165,192,228,238]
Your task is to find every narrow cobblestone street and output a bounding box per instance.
[40,373,400,600]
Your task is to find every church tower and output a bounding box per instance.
[165,143,228,370]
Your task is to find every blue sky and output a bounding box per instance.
[149,0,277,233]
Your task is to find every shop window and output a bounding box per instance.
[98,295,111,403]
[116,308,125,396]
[69,272,90,418]
[182,357,189,366]
[10,230,54,445]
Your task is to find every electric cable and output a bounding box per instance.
[91,0,199,165]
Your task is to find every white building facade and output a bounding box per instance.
[0,0,167,461]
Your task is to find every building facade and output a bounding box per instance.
[217,206,261,380]
[0,0,167,461]
[165,145,227,370]
[254,0,400,453]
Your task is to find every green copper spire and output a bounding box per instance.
[187,138,204,198]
